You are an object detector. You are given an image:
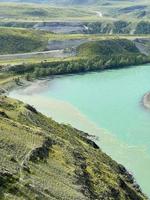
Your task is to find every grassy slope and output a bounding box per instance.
[0,28,50,54]
[0,29,149,63]
[77,39,140,57]
[0,3,99,22]
[0,96,147,200]
[0,1,149,23]
[0,1,150,37]
[0,27,143,56]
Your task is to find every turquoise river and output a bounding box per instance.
[9,64,150,196]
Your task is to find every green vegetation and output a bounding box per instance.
[84,21,131,34]
[1,39,148,82]
[135,21,150,34]
[1,19,150,35]
[0,28,49,54]
[0,1,150,199]
[1,27,147,56]
[77,39,139,57]
[84,21,150,35]
[0,38,150,91]
[0,96,147,199]
[0,1,150,35]
[0,1,149,23]
[0,3,99,22]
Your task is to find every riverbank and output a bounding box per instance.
[0,76,52,96]
[0,77,26,95]
[1,37,150,197]
[0,77,18,95]
[8,64,150,197]
[143,92,150,109]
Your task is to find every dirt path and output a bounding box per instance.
[0,50,72,60]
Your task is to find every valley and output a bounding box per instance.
[9,63,150,197]
[0,0,150,199]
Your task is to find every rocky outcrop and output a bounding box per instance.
[134,38,150,56]
[34,21,86,34]
[29,137,55,162]
[143,92,150,109]
[25,104,38,114]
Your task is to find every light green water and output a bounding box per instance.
[9,64,150,196]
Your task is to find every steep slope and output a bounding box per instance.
[0,96,147,199]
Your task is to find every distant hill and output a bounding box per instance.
[0,28,48,54]
[77,39,140,57]
[0,0,134,5]
[0,0,92,3]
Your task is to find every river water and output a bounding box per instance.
[9,64,150,196]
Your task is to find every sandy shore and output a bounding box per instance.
[0,77,51,95]
[143,92,150,109]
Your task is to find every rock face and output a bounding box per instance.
[134,38,150,56]
[33,21,86,34]
[143,92,150,109]
[47,39,89,50]
[0,96,147,199]
[1,20,150,34]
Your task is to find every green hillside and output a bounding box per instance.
[1,39,149,84]
[0,96,147,199]
[0,28,48,54]
[0,2,150,34]
[0,3,99,22]
[77,39,140,57]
